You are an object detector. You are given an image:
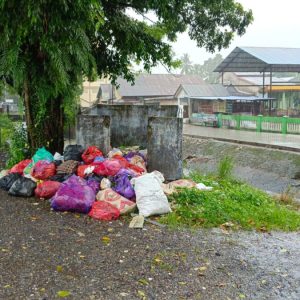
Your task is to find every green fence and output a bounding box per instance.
[217,114,300,134]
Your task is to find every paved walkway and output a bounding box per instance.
[183,124,300,151]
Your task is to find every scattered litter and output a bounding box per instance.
[0,169,9,179]
[162,179,196,195]
[196,183,213,191]
[129,215,144,228]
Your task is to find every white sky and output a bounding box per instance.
[151,0,300,73]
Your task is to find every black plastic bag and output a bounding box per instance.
[8,177,37,197]
[49,174,72,183]
[54,160,63,167]
[0,173,22,191]
[63,145,84,161]
[84,174,104,182]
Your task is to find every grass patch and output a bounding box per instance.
[160,172,300,231]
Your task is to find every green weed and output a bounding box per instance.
[217,155,234,179]
[160,172,300,231]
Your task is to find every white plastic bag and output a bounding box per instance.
[131,172,171,217]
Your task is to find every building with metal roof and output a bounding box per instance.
[214,47,300,116]
[215,47,300,73]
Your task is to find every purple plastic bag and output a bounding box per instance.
[86,178,100,194]
[124,151,146,163]
[112,169,135,199]
[50,175,95,213]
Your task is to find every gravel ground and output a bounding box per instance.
[0,190,300,300]
[0,149,300,299]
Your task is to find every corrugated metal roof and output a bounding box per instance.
[117,74,205,97]
[181,84,230,97]
[215,47,300,73]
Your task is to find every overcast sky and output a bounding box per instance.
[152,0,300,73]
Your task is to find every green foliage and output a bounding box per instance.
[217,156,234,180]
[160,172,300,231]
[0,114,13,148]
[0,0,253,151]
[6,123,30,168]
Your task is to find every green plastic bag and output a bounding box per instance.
[23,162,34,175]
[32,147,54,164]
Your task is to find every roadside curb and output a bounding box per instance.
[183,134,300,153]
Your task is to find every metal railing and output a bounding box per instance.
[217,114,300,134]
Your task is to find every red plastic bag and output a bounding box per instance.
[10,159,32,174]
[88,201,120,221]
[31,160,56,180]
[112,155,130,168]
[35,181,61,199]
[128,164,145,175]
[77,165,91,178]
[93,160,122,176]
[82,146,103,164]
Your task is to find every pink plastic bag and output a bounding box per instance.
[93,160,122,176]
[31,160,56,180]
[10,159,32,175]
[35,181,61,199]
[50,175,95,213]
[88,201,120,221]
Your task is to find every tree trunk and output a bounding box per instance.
[24,82,65,154]
[43,96,65,154]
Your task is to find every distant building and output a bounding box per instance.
[97,74,205,105]
[175,84,269,117]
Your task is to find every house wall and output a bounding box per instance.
[222,73,260,95]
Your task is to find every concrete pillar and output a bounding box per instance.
[147,117,183,181]
[76,115,111,154]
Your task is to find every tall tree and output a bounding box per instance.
[0,0,253,153]
[180,53,193,75]
[193,54,224,83]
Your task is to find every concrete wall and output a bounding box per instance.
[94,104,178,147]
[147,117,183,181]
[76,115,111,154]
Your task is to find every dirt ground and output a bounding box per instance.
[0,148,300,299]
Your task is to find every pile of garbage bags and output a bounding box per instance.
[0,145,186,221]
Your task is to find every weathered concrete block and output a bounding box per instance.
[76,115,111,154]
[95,104,178,148]
[147,117,183,181]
